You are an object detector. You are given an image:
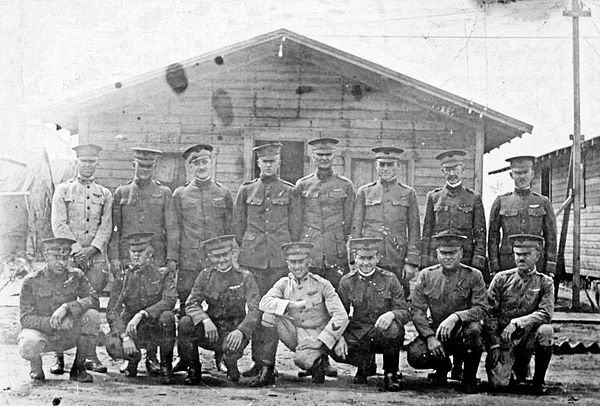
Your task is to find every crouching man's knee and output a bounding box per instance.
[536,324,554,347]
[461,321,483,351]
[105,333,124,360]
[80,309,102,335]
[158,311,176,335]
[261,313,278,328]
[294,347,323,371]
[17,329,47,360]
[177,316,195,338]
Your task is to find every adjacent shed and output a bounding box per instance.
[37,29,532,210]
[533,136,600,279]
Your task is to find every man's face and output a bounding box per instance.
[190,156,212,180]
[77,157,99,178]
[510,165,534,189]
[312,151,334,171]
[355,253,379,274]
[258,157,280,177]
[45,250,70,275]
[441,164,464,184]
[129,247,152,266]
[376,160,398,181]
[287,257,311,280]
[134,162,154,182]
[209,250,233,271]
[514,246,540,272]
[436,246,463,270]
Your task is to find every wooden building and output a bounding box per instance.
[533,136,600,279]
[39,29,532,210]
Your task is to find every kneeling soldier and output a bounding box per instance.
[105,232,177,384]
[178,235,260,384]
[335,237,410,391]
[252,242,349,386]
[18,237,101,382]
[408,231,487,393]
[484,234,554,395]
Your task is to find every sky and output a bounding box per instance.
[2,0,600,206]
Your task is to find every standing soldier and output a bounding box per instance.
[177,235,261,384]
[253,242,349,387]
[51,144,112,374]
[172,143,233,372]
[18,237,101,382]
[408,231,487,393]
[334,238,410,391]
[233,143,300,378]
[488,155,557,277]
[109,147,178,372]
[420,149,487,381]
[295,137,355,287]
[484,234,554,395]
[105,232,177,384]
[351,146,420,298]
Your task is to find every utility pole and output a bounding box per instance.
[564,0,590,311]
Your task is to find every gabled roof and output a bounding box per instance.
[35,28,532,152]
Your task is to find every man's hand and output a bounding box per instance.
[334,336,348,360]
[426,336,446,360]
[287,300,307,312]
[296,337,324,351]
[402,264,418,281]
[436,313,459,342]
[75,246,98,263]
[203,319,219,344]
[501,321,517,343]
[122,336,138,356]
[49,305,68,329]
[126,313,143,336]
[224,329,244,352]
[374,311,395,331]
[167,259,177,273]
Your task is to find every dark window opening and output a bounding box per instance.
[541,164,551,200]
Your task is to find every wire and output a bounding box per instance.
[320,34,600,39]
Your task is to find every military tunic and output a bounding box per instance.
[179,266,260,360]
[488,188,557,275]
[18,267,100,357]
[351,178,420,275]
[295,170,355,271]
[51,176,113,291]
[421,184,487,270]
[260,272,349,369]
[109,179,179,266]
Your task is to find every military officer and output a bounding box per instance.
[334,238,410,391]
[252,242,349,386]
[105,232,177,384]
[51,143,112,373]
[173,144,233,313]
[484,234,554,395]
[351,146,420,298]
[408,231,487,393]
[233,142,301,378]
[294,137,355,288]
[18,237,101,382]
[488,155,557,277]
[178,235,261,384]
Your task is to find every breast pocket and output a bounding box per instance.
[328,189,347,200]
[527,206,546,230]
[499,207,519,230]
[454,204,473,229]
[89,193,105,218]
[434,204,450,228]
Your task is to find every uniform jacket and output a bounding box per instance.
[488,188,557,274]
[107,262,177,335]
[185,266,261,339]
[412,263,487,338]
[421,183,487,270]
[295,170,355,268]
[20,266,99,334]
[337,267,410,338]
[260,272,349,349]
[234,176,300,269]
[351,177,421,268]
[109,179,179,265]
[487,268,554,330]
[51,176,113,254]
[173,179,233,270]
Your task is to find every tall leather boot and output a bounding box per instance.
[29,356,45,381]
[70,336,94,383]
[460,351,482,394]
[223,353,240,382]
[159,342,175,384]
[242,327,264,378]
[50,351,64,375]
[249,327,278,387]
[84,337,107,373]
[123,351,141,378]
[531,345,552,395]
[145,343,161,376]
[180,339,201,385]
